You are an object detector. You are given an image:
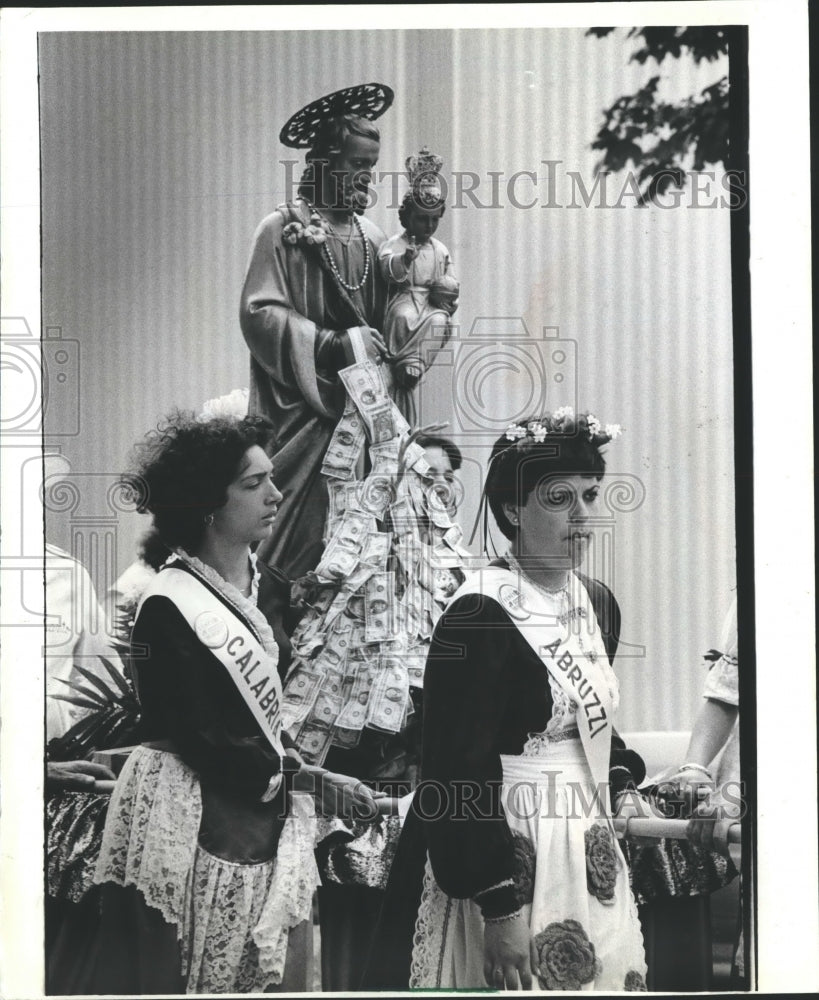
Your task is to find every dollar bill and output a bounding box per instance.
[406,478,432,525]
[405,649,427,689]
[401,441,429,476]
[331,725,362,750]
[389,496,417,537]
[328,481,363,520]
[441,523,465,550]
[309,668,346,729]
[314,620,354,670]
[359,474,393,518]
[342,561,378,595]
[398,582,425,640]
[345,592,366,622]
[335,660,374,731]
[366,401,398,444]
[296,721,334,766]
[315,510,375,581]
[362,530,390,570]
[369,438,401,476]
[416,543,436,594]
[425,482,454,529]
[364,571,396,642]
[314,541,359,582]
[321,408,366,480]
[339,360,390,413]
[392,406,411,438]
[366,655,409,733]
[395,533,421,578]
[281,667,324,730]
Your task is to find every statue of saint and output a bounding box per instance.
[240,83,393,579]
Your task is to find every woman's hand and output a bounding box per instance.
[483,912,534,990]
[294,764,384,821]
[46,760,116,793]
[686,791,736,856]
[668,766,715,816]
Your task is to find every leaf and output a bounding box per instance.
[72,662,122,701]
[49,693,108,711]
[51,676,110,706]
[48,713,101,758]
[96,655,132,698]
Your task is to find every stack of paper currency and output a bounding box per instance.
[282,358,472,766]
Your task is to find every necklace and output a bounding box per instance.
[505,551,570,600]
[321,211,371,292]
[303,199,371,292]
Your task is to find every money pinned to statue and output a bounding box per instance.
[283,367,470,764]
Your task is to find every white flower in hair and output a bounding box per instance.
[528,421,547,443]
[552,406,575,425]
[505,424,527,441]
[604,423,622,440]
[586,414,602,437]
[197,387,250,423]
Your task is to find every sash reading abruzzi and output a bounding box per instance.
[453,567,614,793]
[139,567,287,762]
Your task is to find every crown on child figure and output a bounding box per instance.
[406,146,445,207]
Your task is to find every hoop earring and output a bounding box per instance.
[204,513,214,527]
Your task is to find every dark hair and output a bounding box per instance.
[125,411,276,554]
[398,191,446,230]
[297,114,380,206]
[415,433,462,472]
[137,527,171,572]
[485,414,607,540]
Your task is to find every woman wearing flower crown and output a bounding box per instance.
[377,149,459,426]
[401,410,648,991]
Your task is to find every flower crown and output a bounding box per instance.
[504,408,622,449]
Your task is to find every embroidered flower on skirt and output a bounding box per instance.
[625,969,648,991]
[585,822,619,903]
[532,918,601,990]
[510,830,536,908]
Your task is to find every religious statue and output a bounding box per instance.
[377,147,459,426]
[240,82,394,580]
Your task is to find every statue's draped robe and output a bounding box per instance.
[240,201,386,579]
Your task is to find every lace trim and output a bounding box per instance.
[169,549,279,660]
[93,747,201,926]
[409,859,450,989]
[522,725,582,756]
[252,793,321,985]
[94,749,320,992]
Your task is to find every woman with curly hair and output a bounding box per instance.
[86,412,377,994]
[404,410,648,991]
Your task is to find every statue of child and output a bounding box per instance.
[378,148,459,425]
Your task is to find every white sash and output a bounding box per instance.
[141,567,286,758]
[452,567,614,792]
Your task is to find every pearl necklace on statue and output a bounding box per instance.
[305,200,371,293]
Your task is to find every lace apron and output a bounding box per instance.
[409,740,648,992]
[93,746,319,993]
